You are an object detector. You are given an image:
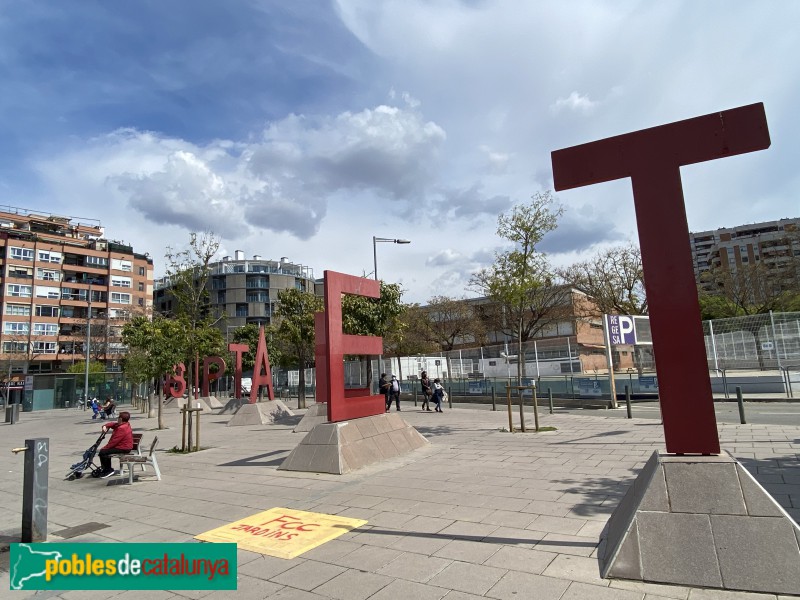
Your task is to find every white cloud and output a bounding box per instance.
[550,91,598,115]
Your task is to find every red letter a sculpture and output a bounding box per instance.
[249,325,275,404]
[552,103,770,455]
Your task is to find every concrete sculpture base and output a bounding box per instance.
[279,413,429,474]
[226,400,295,427]
[602,450,800,595]
[163,397,214,412]
[293,403,329,433]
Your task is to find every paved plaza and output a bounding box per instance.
[2,400,800,599]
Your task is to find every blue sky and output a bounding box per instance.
[1,1,798,303]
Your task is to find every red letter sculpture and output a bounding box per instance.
[551,103,770,454]
[321,271,384,422]
[249,325,274,403]
[202,356,226,397]
[228,343,248,400]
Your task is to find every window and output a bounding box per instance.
[138,266,146,276]
[4,322,29,334]
[138,297,144,306]
[35,305,59,318]
[35,286,60,299]
[33,323,58,336]
[112,258,132,272]
[36,268,61,281]
[111,276,132,287]
[3,341,28,353]
[6,304,31,316]
[108,308,130,319]
[38,250,62,263]
[236,303,248,317]
[32,341,58,354]
[110,292,131,304]
[217,291,226,304]
[8,266,33,278]
[138,282,144,292]
[247,292,269,302]
[7,284,32,297]
[85,255,108,267]
[9,247,34,261]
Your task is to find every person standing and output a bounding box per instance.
[389,375,402,411]
[98,411,134,478]
[420,371,432,411]
[432,378,445,412]
[379,373,391,412]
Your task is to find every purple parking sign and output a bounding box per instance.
[606,315,636,345]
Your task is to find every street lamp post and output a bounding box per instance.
[83,283,91,411]
[371,236,410,385]
[372,236,411,282]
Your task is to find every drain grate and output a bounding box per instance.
[51,522,110,539]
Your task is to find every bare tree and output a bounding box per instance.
[560,243,647,316]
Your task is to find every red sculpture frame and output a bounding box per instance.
[320,271,384,422]
[551,103,770,454]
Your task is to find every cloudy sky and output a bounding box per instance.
[0,1,797,303]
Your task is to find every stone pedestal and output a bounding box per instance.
[226,400,294,427]
[602,450,800,595]
[279,413,429,474]
[293,402,329,433]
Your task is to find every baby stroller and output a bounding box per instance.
[66,430,107,480]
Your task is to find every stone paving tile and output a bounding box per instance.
[237,554,300,580]
[203,577,284,599]
[434,539,502,563]
[609,579,691,599]
[482,545,558,575]
[390,531,453,555]
[438,520,499,541]
[687,589,779,599]
[368,578,449,600]
[527,514,586,535]
[312,568,393,600]
[298,539,363,562]
[481,509,538,528]
[269,560,346,591]
[485,570,571,600]
[534,532,598,557]
[541,554,606,585]
[170,589,214,599]
[402,515,456,534]
[376,551,452,583]
[265,588,331,600]
[560,581,644,600]
[346,527,407,548]
[441,591,487,600]
[328,544,403,571]
[428,561,508,596]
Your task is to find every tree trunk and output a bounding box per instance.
[297,359,307,409]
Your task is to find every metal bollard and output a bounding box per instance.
[548,388,553,415]
[12,438,49,542]
[414,389,418,407]
[625,385,632,419]
[448,386,452,409]
[491,387,496,411]
[736,386,746,424]
[506,386,513,432]
[532,386,540,432]
[518,391,526,433]
[5,402,20,424]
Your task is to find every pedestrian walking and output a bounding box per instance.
[420,371,432,411]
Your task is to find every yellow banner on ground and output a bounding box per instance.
[195,508,367,559]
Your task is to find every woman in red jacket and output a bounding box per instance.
[98,411,133,478]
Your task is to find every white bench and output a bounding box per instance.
[119,436,161,484]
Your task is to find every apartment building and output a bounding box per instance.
[0,207,154,376]
[690,217,800,290]
[154,250,315,337]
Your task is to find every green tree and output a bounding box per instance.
[469,191,565,383]
[122,314,186,429]
[162,232,222,400]
[66,360,106,393]
[274,289,323,408]
[342,281,404,384]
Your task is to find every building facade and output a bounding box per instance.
[154,251,315,337]
[690,217,800,290]
[0,207,154,378]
